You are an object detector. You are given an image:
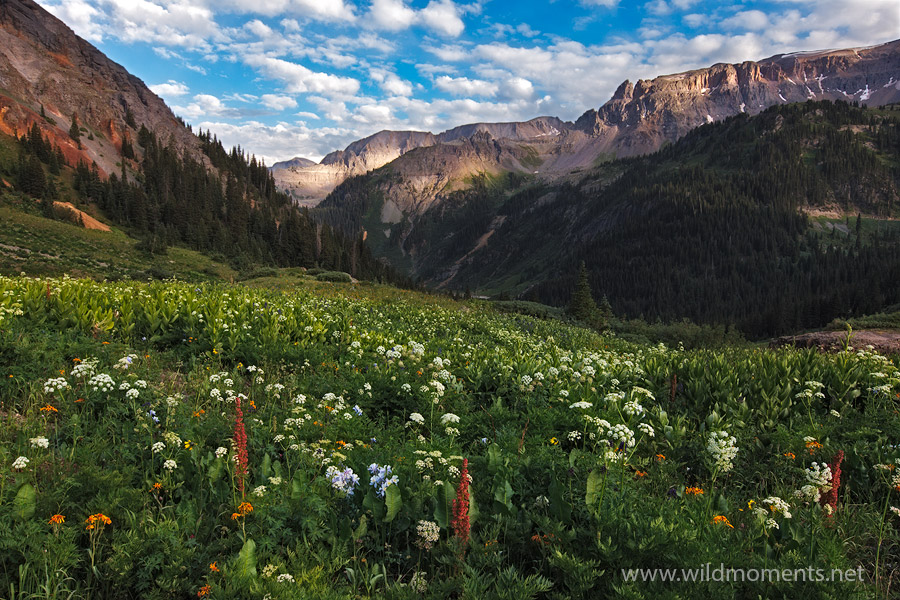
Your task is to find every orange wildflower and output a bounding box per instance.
[806,440,823,454]
[655,454,666,461]
[209,561,219,572]
[198,585,211,597]
[49,514,65,525]
[711,515,734,528]
[634,470,647,478]
[40,405,58,413]
[85,513,111,530]
[685,486,704,496]
[783,452,796,460]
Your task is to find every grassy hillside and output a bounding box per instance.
[1,274,898,599]
[0,191,237,281]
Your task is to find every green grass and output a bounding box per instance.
[0,275,897,599]
[0,193,236,281]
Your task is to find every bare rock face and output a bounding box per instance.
[0,0,205,177]
[574,41,900,156]
[275,40,899,206]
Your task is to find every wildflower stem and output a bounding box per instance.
[874,486,891,598]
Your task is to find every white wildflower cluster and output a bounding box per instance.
[253,485,267,497]
[706,430,738,473]
[761,496,792,519]
[114,354,139,370]
[166,395,181,409]
[43,377,69,394]
[269,476,283,486]
[89,373,115,392]
[152,441,166,454]
[607,424,636,449]
[29,437,49,448]
[12,456,29,470]
[163,431,182,448]
[604,391,625,405]
[266,383,285,399]
[408,412,425,425]
[795,381,825,402]
[623,399,644,417]
[569,401,592,410]
[262,564,278,578]
[215,446,228,458]
[125,388,140,400]
[805,462,833,489]
[401,383,412,393]
[71,358,98,378]
[276,574,295,583]
[163,459,177,471]
[604,448,625,463]
[637,423,655,438]
[568,430,582,441]
[416,520,440,549]
[409,571,428,593]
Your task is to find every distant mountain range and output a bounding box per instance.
[272,40,900,205]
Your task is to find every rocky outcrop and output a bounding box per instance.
[574,41,900,156]
[275,40,899,205]
[0,0,205,177]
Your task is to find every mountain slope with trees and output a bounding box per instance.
[318,100,900,337]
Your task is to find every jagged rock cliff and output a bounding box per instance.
[0,0,204,177]
[275,40,900,205]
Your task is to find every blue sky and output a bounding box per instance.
[36,0,899,164]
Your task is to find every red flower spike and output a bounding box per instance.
[452,459,470,547]
[820,450,843,516]
[233,398,249,496]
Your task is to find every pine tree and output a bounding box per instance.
[568,261,602,328]
[68,113,81,148]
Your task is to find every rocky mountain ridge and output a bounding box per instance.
[274,40,900,206]
[0,0,205,178]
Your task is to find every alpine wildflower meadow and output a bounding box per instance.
[0,274,898,598]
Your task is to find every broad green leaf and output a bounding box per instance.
[384,484,402,523]
[586,468,602,507]
[261,453,272,480]
[353,515,368,540]
[13,483,36,521]
[235,538,257,579]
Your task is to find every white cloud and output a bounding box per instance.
[721,10,770,31]
[367,0,467,36]
[40,0,104,41]
[370,69,415,96]
[244,54,361,97]
[367,0,417,31]
[420,0,465,37]
[173,94,240,119]
[434,75,498,97]
[580,0,620,6]
[150,80,190,97]
[261,94,299,111]
[423,44,470,62]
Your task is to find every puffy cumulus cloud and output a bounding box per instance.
[97,0,225,50]
[367,0,468,37]
[150,80,190,97]
[367,0,417,31]
[720,10,770,31]
[215,0,356,21]
[434,75,498,97]
[420,0,465,37]
[423,44,470,62]
[38,0,104,42]
[244,54,361,97]
[261,94,299,111]
[193,120,354,163]
[369,70,415,97]
[173,94,241,119]
[500,77,534,100]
